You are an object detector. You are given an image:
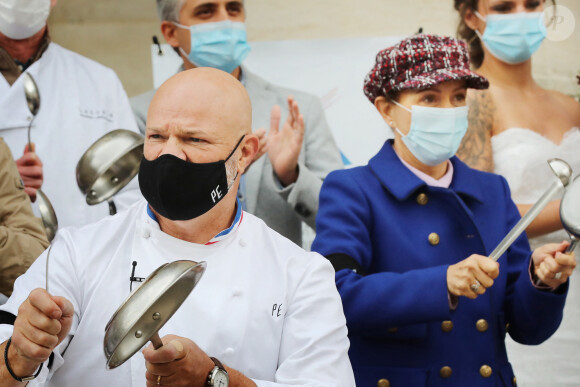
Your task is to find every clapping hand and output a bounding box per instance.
[266,96,305,186]
[245,96,305,185]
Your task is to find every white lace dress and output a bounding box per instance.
[492,127,580,386]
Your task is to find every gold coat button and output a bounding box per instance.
[512,376,517,386]
[480,365,492,378]
[441,320,453,332]
[476,319,489,332]
[416,193,428,205]
[387,327,398,333]
[439,366,452,378]
[377,378,390,387]
[428,233,440,246]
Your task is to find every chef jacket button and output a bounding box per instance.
[224,347,234,355]
[428,233,440,246]
[416,193,428,205]
[232,289,242,297]
[441,320,453,333]
[387,327,398,333]
[239,239,247,247]
[476,319,489,332]
[377,378,390,387]
[439,366,452,379]
[480,365,492,378]
[142,229,151,239]
[512,376,517,386]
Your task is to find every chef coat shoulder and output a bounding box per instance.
[47,43,121,81]
[238,211,337,284]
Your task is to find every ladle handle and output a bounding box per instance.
[27,120,33,151]
[150,332,163,350]
[490,180,564,262]
[567,236,578,254]
[108,199,117,216]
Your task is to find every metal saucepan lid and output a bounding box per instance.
[76,129,144,205]
[561,175,580,240]
[36,189,58,242]
[104,260,206,369]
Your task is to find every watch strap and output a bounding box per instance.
[210,357,226,371]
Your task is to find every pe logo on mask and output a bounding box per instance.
[543,5,575,42]
[211,185,223,203]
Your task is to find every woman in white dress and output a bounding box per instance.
[454,0,580,385]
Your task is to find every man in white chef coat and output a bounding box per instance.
[0,0,141,229]
[0,68,354,386]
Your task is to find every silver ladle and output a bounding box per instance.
[560,175,580,253]
[490,158,572,261]
[22,72,59,242]
[104,260,206,369]
[23,73,40,150]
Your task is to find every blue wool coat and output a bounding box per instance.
[312,140,567,387]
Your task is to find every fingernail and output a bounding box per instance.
[170,340,183,352]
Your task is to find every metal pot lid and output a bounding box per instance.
[76,129,144,205]
[104,260,206,369]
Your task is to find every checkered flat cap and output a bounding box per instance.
[363,34,489,103]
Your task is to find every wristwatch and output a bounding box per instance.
[207,357,229,387]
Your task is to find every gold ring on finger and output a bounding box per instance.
[157,375,161,385]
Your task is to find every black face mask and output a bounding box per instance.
[139,135,244,221]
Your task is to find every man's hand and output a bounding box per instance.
[8,288,74,377]
[447,254,500,299]
[15,143,43,202]
[143,335,214,387]
[266,96,305,186]
[533,241,576,289]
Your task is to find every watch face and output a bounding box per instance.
[214,370,229,387]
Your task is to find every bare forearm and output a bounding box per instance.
[226,366,258,387]
[519,200,563,238]
[0,341,40,387]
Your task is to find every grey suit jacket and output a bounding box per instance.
[130,67,343,246]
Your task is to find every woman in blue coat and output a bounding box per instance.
[312,34,576,387]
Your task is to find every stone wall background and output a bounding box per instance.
[48,0,580,98]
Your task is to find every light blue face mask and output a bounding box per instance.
[392,101,469,166]
[475,11,547,65]
[173,20,251,73]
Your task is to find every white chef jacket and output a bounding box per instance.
[0,199,355,386]
[0,42,142,229]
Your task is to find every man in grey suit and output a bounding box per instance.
[131,0,343,246]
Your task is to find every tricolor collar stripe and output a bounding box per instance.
[145,198,243,245]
